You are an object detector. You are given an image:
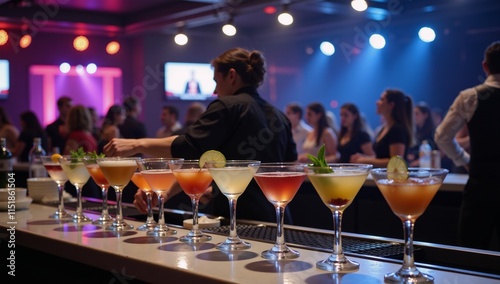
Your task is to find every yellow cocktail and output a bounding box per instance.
[305,163,372,272]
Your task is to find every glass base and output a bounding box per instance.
[106,220,134,231]
[384,269,434,283]
[136,221,157,231]
[216,237,251,251]
[146,224,176,237]
[49,210,72,219]
[261,245,300,260]
[316,256,359,272]
[92,214,113,225]
[72,213,93,223]
[179,232,212,243]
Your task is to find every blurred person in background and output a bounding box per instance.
[351,89,414,167]
[13,111,48,162]
[45,96,72,153]
[0,106,19,151]
[285,102,312,155]
[337,103,374,163]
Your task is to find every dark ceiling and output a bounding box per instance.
[0,0,499,40]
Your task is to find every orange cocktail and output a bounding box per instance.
[171,160,213,243]
[138,158,183,237]
[83,159,113,225]
[131,172,156,231]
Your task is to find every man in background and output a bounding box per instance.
[435,41,500,251]
[45,96,72,153]
[119,96,147,140]
[285,102,312,155]
[156,105,182,138]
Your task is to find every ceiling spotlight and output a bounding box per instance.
[320,41,335,56]
[278,5,293,26]
[351,0,368,12]
[418,27,436,43]
[0,30,8,46]
[106,41,120,54]
[86,63,97,74]
[75,64,85,75]
[369,34,386,49]
[59,62,70,73]
[222,23,237,36]
[20,35,32,48]
[73,35,89,51]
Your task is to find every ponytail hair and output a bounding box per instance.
[385,89,415,146]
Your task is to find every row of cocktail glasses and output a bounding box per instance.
[40,156,447,283]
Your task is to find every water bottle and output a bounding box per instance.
[0,138,13,188]
[29,137,47,178]
[419,140,432,168]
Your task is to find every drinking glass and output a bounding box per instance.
[170,160,213,243]
[59,156,92,223]
[83,157,113,225]
[254,162,306,259]
[305,163,372,272]
[130,171,157,231]
[97,157,139,231]
[371,168,448,283]
[206,160,260,250]
[40,156,72,219]
[137,158,183,237]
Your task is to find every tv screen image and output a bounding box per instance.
[0,60,9,98]
[164,62,216,100]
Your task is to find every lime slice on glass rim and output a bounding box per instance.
[387,155,408,181]
[199,150,226,168]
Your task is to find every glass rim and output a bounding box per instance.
[138,157,184,162]
[305,163,373,168]
[371,167,449,174]
[205,160,260,165]
[96,156,142,161]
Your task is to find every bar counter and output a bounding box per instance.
[2,203,499,283]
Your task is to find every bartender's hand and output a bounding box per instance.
[104,138,138,157]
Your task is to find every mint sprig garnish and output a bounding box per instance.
[307,144,333,173]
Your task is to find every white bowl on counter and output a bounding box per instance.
[27,177,58,202]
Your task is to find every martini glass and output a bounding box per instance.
[371,168,448,283]
[305,163,372,272]
[254,162,306,260]
[59,156,92,223]
[130,171,157,231]
[170,160,213,243]
[40,156,72,219]
[206,160,260,251]
[83,157,113,225]
[137,158,183,237]
[97,157,139,231]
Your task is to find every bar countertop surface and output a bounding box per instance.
[1,203,499,283]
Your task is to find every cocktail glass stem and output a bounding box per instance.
[228,198,238,239]
[145,192,155,224]
[384,219,434,283]
[93,186,112,224]
[180,196,212,242]
[50,183,71,219]
[106,187,133,230]
[148,191,176,236]
[316,209,359,271]
[260,205,299,259]
[72,185,91,222]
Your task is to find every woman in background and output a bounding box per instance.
[407,102,436,166]
[337,103,374,163]
[64,105,98,154]
[98,104,125,153]
[351,89,414,167]
[298,102,338,162]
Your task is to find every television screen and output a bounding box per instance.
[0,60,9,98]
[164,62,216,100]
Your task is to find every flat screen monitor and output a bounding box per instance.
[0,60,9,98]
[164,62,216,100]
